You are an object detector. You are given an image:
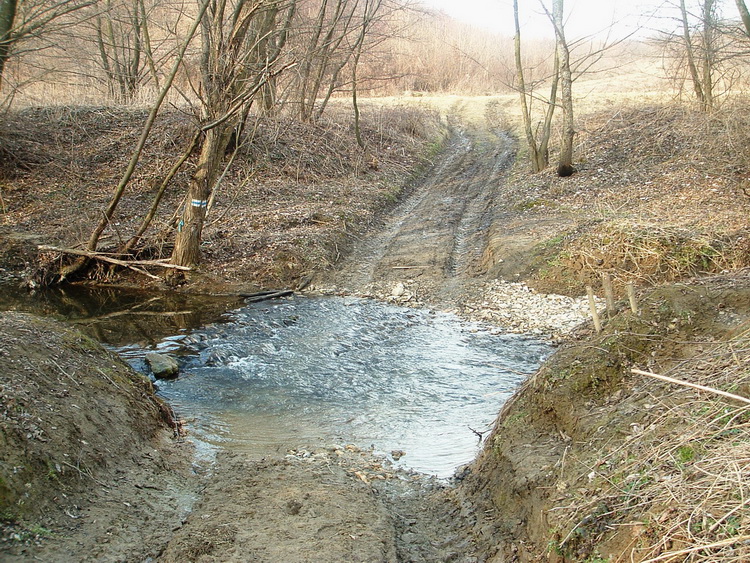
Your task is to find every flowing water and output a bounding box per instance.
[119,295,552,477]
[0,282,552,478]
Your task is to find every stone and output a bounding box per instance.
[145,353,179,379]
[391,282,406,297]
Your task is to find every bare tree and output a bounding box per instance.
[682,0,716,109]
[49,0,211,283]
[352,0,382,148]
[170,0,295,269]
[551,0,574,176]
[0,0,95,90]
[95,0,146,101]
[512,0,558,173]
[290,0,359,122]
[658,0,750,109]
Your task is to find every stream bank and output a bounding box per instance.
[0,309,486,562]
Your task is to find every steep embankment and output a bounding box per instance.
[463,272,750,562]
[448,98,750,562]
[0,104,445,291]
[0,312,198,561]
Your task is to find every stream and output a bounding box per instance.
[1,283,552,478]
[121,294,551,477]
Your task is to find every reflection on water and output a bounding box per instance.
[0,281,242,346]
[123,295,552,477]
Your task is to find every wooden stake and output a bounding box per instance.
[602,271,615,316]
[587,286,602,333]
[626,283,638,314]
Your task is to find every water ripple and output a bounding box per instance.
[137,295,551,477]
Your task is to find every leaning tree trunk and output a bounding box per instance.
[170,126,233,267]
[737,0,750,36]
[0,0,18,89]
[513,0,558,173]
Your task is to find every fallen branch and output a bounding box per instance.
[72,310,195,323]
[632,368,750,405]
[240,289,294,303]
[38,245,191,271]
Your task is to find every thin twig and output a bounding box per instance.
[632,368,750,405]
[50,358,79,386]
[641,535,750,563]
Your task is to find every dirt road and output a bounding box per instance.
[325,99,515,303]
[154,99,514,563]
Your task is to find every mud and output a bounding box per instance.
[5,96,745,563]
[318,98,571,309]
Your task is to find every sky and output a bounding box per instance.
[420,0,674,40]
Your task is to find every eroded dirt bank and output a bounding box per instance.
[0,312,198,561]
[0,311,482,562]
[464,272,750,562]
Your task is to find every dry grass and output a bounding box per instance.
[558,221,750,289]
[504,100,750,295]
[552,323,750,562]
[0,101,445,288]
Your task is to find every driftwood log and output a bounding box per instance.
[37,244,191,282]
[239,289,294,303]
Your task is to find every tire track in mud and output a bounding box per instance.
[324,101,515,306]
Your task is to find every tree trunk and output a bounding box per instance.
[680,0,706,107]
[701,0,715,111]
[169,0,295,270]
[514,0,556,173]
[737,0,750,36]
[171,127,233,268]
[539,50,559,170]
[352,47,364,148]
[514,0,539,171]
[0,0,17,88]
[553,0,575,177]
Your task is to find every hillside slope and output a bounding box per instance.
[463,271,750,561]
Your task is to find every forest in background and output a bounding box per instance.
[2,0,748,109]
[1,0,750,281]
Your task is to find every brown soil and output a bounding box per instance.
[0,312,198,561]
[465,272,750,562]
[0,102,444,292]
[2,95,750,562]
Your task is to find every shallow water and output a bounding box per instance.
[0,281,241,346]
[122,295,551,478]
